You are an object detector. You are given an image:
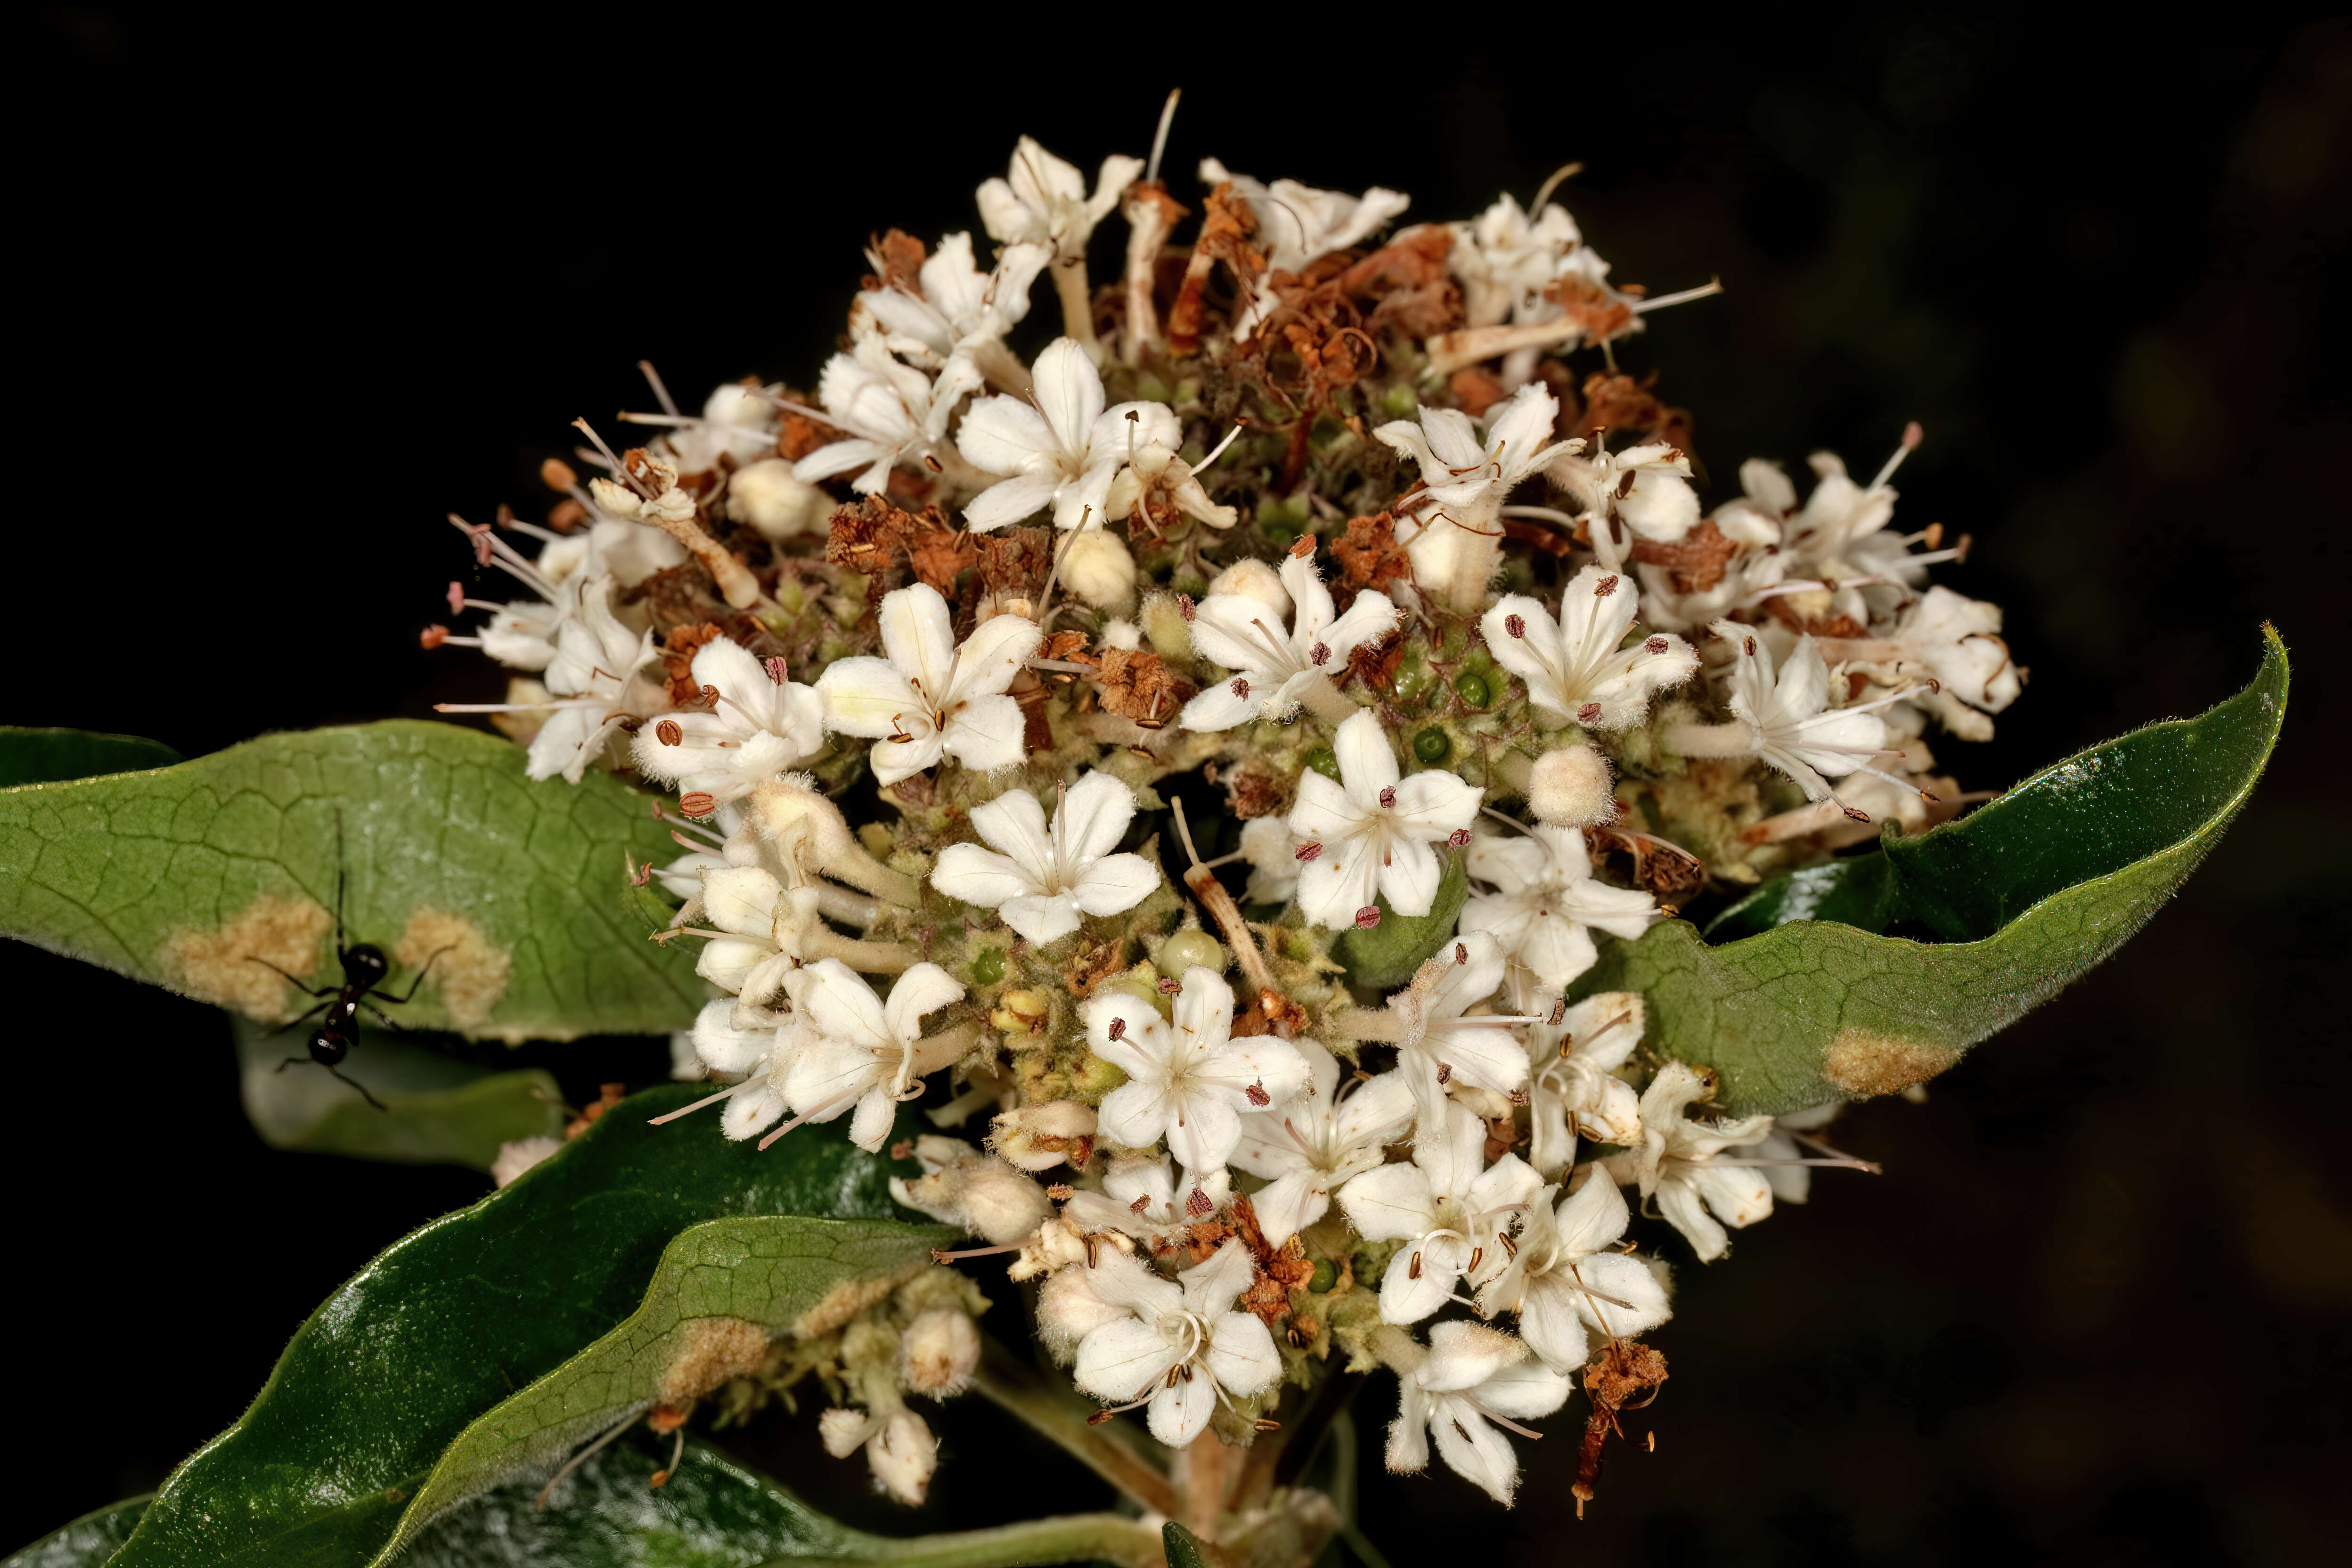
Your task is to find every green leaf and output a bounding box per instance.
[230,1015,564,1169]
[1578,626,2289,1116]
[394,1435,1160,1568]
[1330,853,1469,990]
[0,719,701,1041]
[108,1083,947,1568]
[0,726,179,789]
[1162,1522,1211,1568]
[2,1498,150,1568]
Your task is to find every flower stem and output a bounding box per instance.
[1324,1006,1402,1043]
[1298,673,1360,727]
[856,1511,1164,1568]
[1661,719,1758,760]
[805,929,918,974]
[1051,259,1101,359]
[972,1334,1181,1519]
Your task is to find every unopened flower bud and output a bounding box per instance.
[869,1410,938,1504]
[1206,559,1290,619]
[1059,528,1137,609]
[990,1101,1100,1173]
[899,1307,980,1396]
[726,457,832,540]
[1527,744,1616,827]
[890,1135,1052,1244]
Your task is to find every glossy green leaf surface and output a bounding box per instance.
[0,727,179,789]
[4,1498,149,1568]
[1161,1522,1211,1568]
[110,1084,939,1568]
[1578,627,2288,1116]
[231,1015,564,1169]
[0,720,700,1040]
[1331,854,1469,990]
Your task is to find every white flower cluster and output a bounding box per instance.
[435,119,2001,1516]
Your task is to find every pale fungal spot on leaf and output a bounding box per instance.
[167,893,333,1022]
[658,1316,772,1404]
[394,907,511,1029]
[791,1259,928,1341]
[1821,1027,1959,1098]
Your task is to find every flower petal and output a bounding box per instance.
[931,843,1034,910]
[816,657,923,739]
[940,693,1028,773]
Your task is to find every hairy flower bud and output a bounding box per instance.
[726,457,831,539]
[1527,744,1616,827]
[990,1101,1100,1173]
[1059,527,1138,609]
[890,1135,1053,1243]
[1206,558,1291,619]
[899,1307,981,1396]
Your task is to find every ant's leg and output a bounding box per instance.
[329,1065,389,1113]
[376,945,456,1006]
[244,956,338,998]
[357,1001,408,1033]
[276,1055,311,1074]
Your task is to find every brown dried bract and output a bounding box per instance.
[1628,519,1738,595]
[775,389,845,462]
[1760,594,1870,640]
[661,622,729,705]
[1063,938,1126,999]
[1575,1339,1669,1515]
[1569,371,1694,453]
[565,1082,628,1140]
[1448,367,1508,418]
[1343,226,1464,339]
[1331,511,1411,594]
[1548,275,1638,345]
[1167,182,1266,355]
[1225,764,1289,821]
[973,526,1052,603]
[863,229,926,294]
[1230,1191,1315,1328]
[1073,644,1196,727]
[1346,630,1406,694]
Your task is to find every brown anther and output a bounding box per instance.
[1178,594,1197,621]
[1108,1016,1127,1042]
[540,457,579,492]
[1841,805,1871,824]
[1615,472,1638,500]
[1354,906,1381,930]
[1595,574,1620,596]
[1253,1417,1282,1431]
[679,792,717,818]
[1743,636,1758,657]
[1158,976,1182,996]
[1046,1183,1076,1200]
[1501,1232,1517,1259]
[1448,828,1472,847]
[1084,1233,1101,1268]
[1231,677,1250,698]
[1549,1000,1567,1026]
[1456,942,1469,964]
[1437,1062,1454,1085]
[1378,785,1396,809]
[1086,1410,1116,1425]
[419,624,449,649]
[1295,841,1323,862]
[765,656,791,684]
[1409,1250,1424,1280]
[1130,1193,1152,1215]
[1505,614,1527,639]
[1245,1079,1271,1107]
[698,683,720,708]
[922,454,943,473]
[1578,702,1603,725]
[1186,1186,1215,1217]
[1644,636,1669,655]
[1288,534,1315,558]
[1469,1246,1483,1273]
[655,719,684,747]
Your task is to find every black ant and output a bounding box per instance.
[246,813,449,1111]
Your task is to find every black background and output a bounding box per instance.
[10,9,2350,1564]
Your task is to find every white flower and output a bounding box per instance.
[1062,1157,1234,1256]
[1338,1099,1541,1324]
[820,1405,937,1505]
[1380,934,1536,1109]
[1385,1320,1573,1507]
[1627,1062,1777,1263]
[931,771,1162,946]
[1477,1173,1670,1374]
[1373,383,1563,610]
[632,637,826,804]
[792,337,983,495]
[1728,1102,1846,1206]
[525,574,659,784]
[1463,824,1658,1005]
[1287,710,1481,930]
[688,865,822,1008]
[656,383,779,476]
[815,584,1042,785]
[1522,992,1646,1178]
[1548,442,1700,567]
[780,959,968,1153]
[1177,553,1398,731]
[851,231,1051,386]
[1237,815,1306,905]
[1701,620,1894,803]
[1481,566,1697,730]
[1229,1040,1416,1246]
[1197,157,1410,276]
[956,338,1176,531]
[650,993,808,1143]
[1448,194,1607,328]
[977,137,1144,263]
[1070,1241,1282,1447]
[1084,967,1309,1174]
[1103,424,1240,532]
[1827,586,2021,739]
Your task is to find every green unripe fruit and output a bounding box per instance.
[971,947,1005,987]
[1307,1259,1338,1293]
[1454,671,1492,708]
[1413,727,1450,764]
[1382,384,1419,418]
[1305,747,1340,782]
[1160,931,1228,975]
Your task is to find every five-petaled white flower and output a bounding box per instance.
[1477,1172,1671,1374]
[1448,194,1607,329]
[850,231,1050,390]
[1060,1157,1234,1258]
[1521,991,1647,1177]
[1373,382,1564,610]
[1385,1320,1573,1507]
[655,996,810,1144]
[1178,553,1397,731]
[1696,620,1895,804]
[931,771,1161,946]
[1463,824,1658,1005]
[815,584,1042,784]
[687,865,824,1010]
[978,137,1145,263]
[632,636,826,803]
[956,338,1176,532]
[1071,1241,1282,1448]
[1623,1061,1778,1262]
[1547,441,1701,568]
[1197,158,1412,278]
[1339,1099,1541,1324]
[779,959,969,1154]
[1230,1040,1417,1247]
[1380,934,1537,1114]
[792,337,983,495]
[525,574,659,784]
[1287,709,1482,930]
[1084,967,1309,1174]
[1481,566,1697,731]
